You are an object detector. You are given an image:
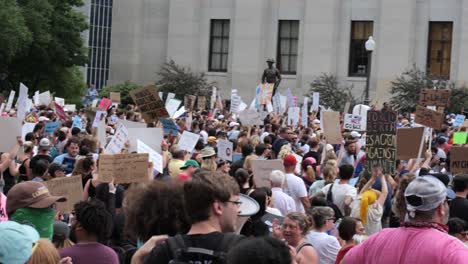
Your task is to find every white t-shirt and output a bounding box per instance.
[271,187,296,215]
[320,183,357,216]
[306,231,340,264]
[283,173,308,213]
[350,196,383,235]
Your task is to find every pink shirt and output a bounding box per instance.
[0,193,8,221]
[345,227,468,264]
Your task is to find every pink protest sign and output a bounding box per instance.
[99,98,112,111]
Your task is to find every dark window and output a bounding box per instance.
[276,20,299,75]
[427,22,453,79]
[209,19,230,72]
[348,21,374,77]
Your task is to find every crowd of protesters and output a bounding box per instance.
[1,94,468,264]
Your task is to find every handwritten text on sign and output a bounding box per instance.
[44,176,83,214]
[129,85,169,123]
[365,110,397,174]
[419,89,450,107]
[451,147,468,174]
[344,114,363,131]
[98,153,149,184]
[414,105,443,129]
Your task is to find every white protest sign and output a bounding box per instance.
[5,90,15,111]
[166,99,181,117]
[173,106,186,119]
[280,94,287,112]
[302,97,308,127]
[22,122,36,141]
[0,117,22,152]
[0,103,5,114]
[178,131,200,152]
[33,91,40,105]
[238,101,247,112]
[119,119,146,128]
[248,98,256,110]
[217,139,233,161]
[352,104,370,131]
[92,111,107,128]
[288,107,300,127]
[137,139,163,173]
[38,91,51,106]
[344,114,363,131]
[239,109,262,126]
[128,127,163,153]
[16,83,29,120]
[105,122,129,154]
[97,119,107,147]
[210,86,217,110]
[64,104,76,112]
[266,102,273,113]
[230,95,242,113]
[286,88,294,107]
[311,92,319,112]
[91,99,99,108]
[166,93,175,104]
[54,97,65,107]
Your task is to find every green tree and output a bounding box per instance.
[156,60,214,100]
[445,86,468,114]
[307,73,356,111]
[390,65,452,114]
[100,81,140,106]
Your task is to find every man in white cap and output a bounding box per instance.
[344,176,468,263]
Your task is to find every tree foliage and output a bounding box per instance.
[390,65,453,114]
[1,0,88,97]
[445,86,468,114]
[307,73,356,111]
[156,60,214,100]
[100,81,140,106]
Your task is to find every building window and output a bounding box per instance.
[209,19,230,72]
[348,21,374,77]
[427,22,453,79]
[277,20,299,74]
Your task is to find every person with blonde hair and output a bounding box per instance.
[200,147,217,174]
[309,162,338,196]
[28,238,62,264]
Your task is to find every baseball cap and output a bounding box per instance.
[312,119,321,125]
[283,154,297,167]
[350,131,362,138]
[180,159,200,170]
[229,122,240,127]
[39,138,51,150]
[53,221,70,239]
[0,221,40,264]
[38,116,49,122]
[404,176,453,214]
[200,147,217,158]
[48,163,66,176]
[6,181,67,215]
[208,136,217,143]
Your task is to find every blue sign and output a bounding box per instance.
[160,118,178,136]
[72,116,83,129]
[44,121,60,135]
[453,114,466,127]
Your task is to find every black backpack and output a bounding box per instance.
[167,233,241,264]
[326,183,344,220]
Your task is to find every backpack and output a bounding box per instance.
[167,233,241,264]
[326,183,344,220]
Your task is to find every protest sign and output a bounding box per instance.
[165,98,181,117]
[286,88,294,108]
[343,101,351,114]
[44,121,61,135]
[251,159,284,188]
[110,92,121,103]
[44,176,83,213]
[0,103,5,114]
[22,123,36,141]
[0,117,22,152]
[451,147,468,174]
[16,83,29,120]
[463,120,468,128]
[352,104,370,131]
[396,127,425,160]
[239,109,262,126]
[287,107,300,127]
[38,91,51,106]
[98,153,149,183]
[365,110,397,174]
[217,139,233,161]
[414,105,443,129]
[72,116,83,129]
[119,119,146,128]
[166,93,175,104]
[97,119,107,147]
[453,132,468,145]
[322,111,342,144]
[230,95,242,113]
[5,90,15,111]
[173,106,186,119]
[210,87,217,110]
[33,91,40,105]
[344,114,363,131]
[419,89,450,107]
[301,98,308,127]
[54,97,65,107]
[197,96,206,110]
[127,127,163,153]
[54,102,67,121]
[184,95,197,111]
[64,104,76,112]
[453,115,466,127]
[311,92,319,112]
[91,99,99,108]
[178,131,200,152]
[92,111,107,128]
[160,118,178,136]
[99,98,112,111]
[129,85,169,123]
[137,139,163,174]
[259,83,274,105]
[105,122,129,154]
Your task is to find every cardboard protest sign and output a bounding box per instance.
[0,117,22,152]
[239,109,262,126]
[217,139,233,161]
[165,98,181,117]
[105,122,129,154]
[54,102,67,121]
[160,118,178,136]
[178,131,200,152]
[453,132,467,145]
[129,85,169,123]
[287,107,300,127]
[110,92,121,103]
[322,111,342,144]
[463,120,468,128]
[414,105,443,129]
[137,139,163,174]
[419,89,450,107]
[396,127,425,160]
[450,147,468,174]
[184,95,196,111]
[197,96,206,110]
[44,121,61,135]
[98,153,149,183]
[5,90,15,111]
[22,122,36,141]
[38,91,51,106]
[453,115,466,127]
[366,110,397,174]
[44,176,83,213]
[251,159,284,188]
[344,114,363,131]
